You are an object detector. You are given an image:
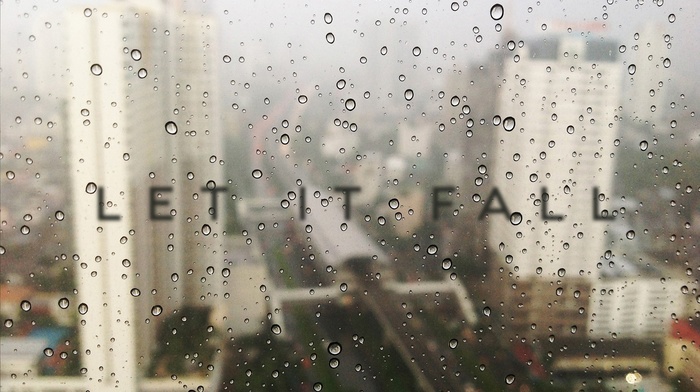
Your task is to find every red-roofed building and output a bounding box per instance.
[664,319,700,390]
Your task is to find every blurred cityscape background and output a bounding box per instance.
[1,0,699,391]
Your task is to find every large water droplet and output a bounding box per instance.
[510,212,523,225]
[324,13,333,24]
[328,342,342,355]
[85,182,97,194]
[130,49,142,61]
[271,324,282,335]
[58,298,69,309]
[503,116,516,131]
[165,121,178,135]
[404,89,414,101]
[78,303,89,315]
[628,64,636,75]
[490,4,504,20]
[441,258,452,270]
[427,245,438,255]
[325,32,335,44]
[388,198,400,209]
[344,99,356,111]
[151,305,163,316]
[449,339,458,349]
[20,300,32,312]
[90,64,102,76]
[505,374,515,385]
[252,169,263,179]
[626,230,635,240]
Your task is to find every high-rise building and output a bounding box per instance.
[488,35,623,337]
[65,2,224,387]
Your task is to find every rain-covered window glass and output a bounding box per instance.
[1,1,699,391]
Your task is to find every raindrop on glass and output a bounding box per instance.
[85,182,97,194]
[503,116,516,131]
[344,99,356,111]
[271,324,282,335]
[388,198,400,210]
[90,64,102,76]
[151,305,163,316]
[490,4,504,20]
[328,342,342,355]
[165,121,178,135]
[510,212,523,225]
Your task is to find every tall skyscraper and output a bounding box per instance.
[488,35,623,337]
[65,2,224,387]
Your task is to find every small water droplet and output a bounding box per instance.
[325,32,335,44]
[483,306,491,316]
[202,224,211,236]
[78,303,89,315]
[628,64,636,75]
[505,374,515,385]
[449,339,458,349]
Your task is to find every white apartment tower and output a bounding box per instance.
[66,2,224,387]
[488,35,623,337]
[490,36,623,279]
